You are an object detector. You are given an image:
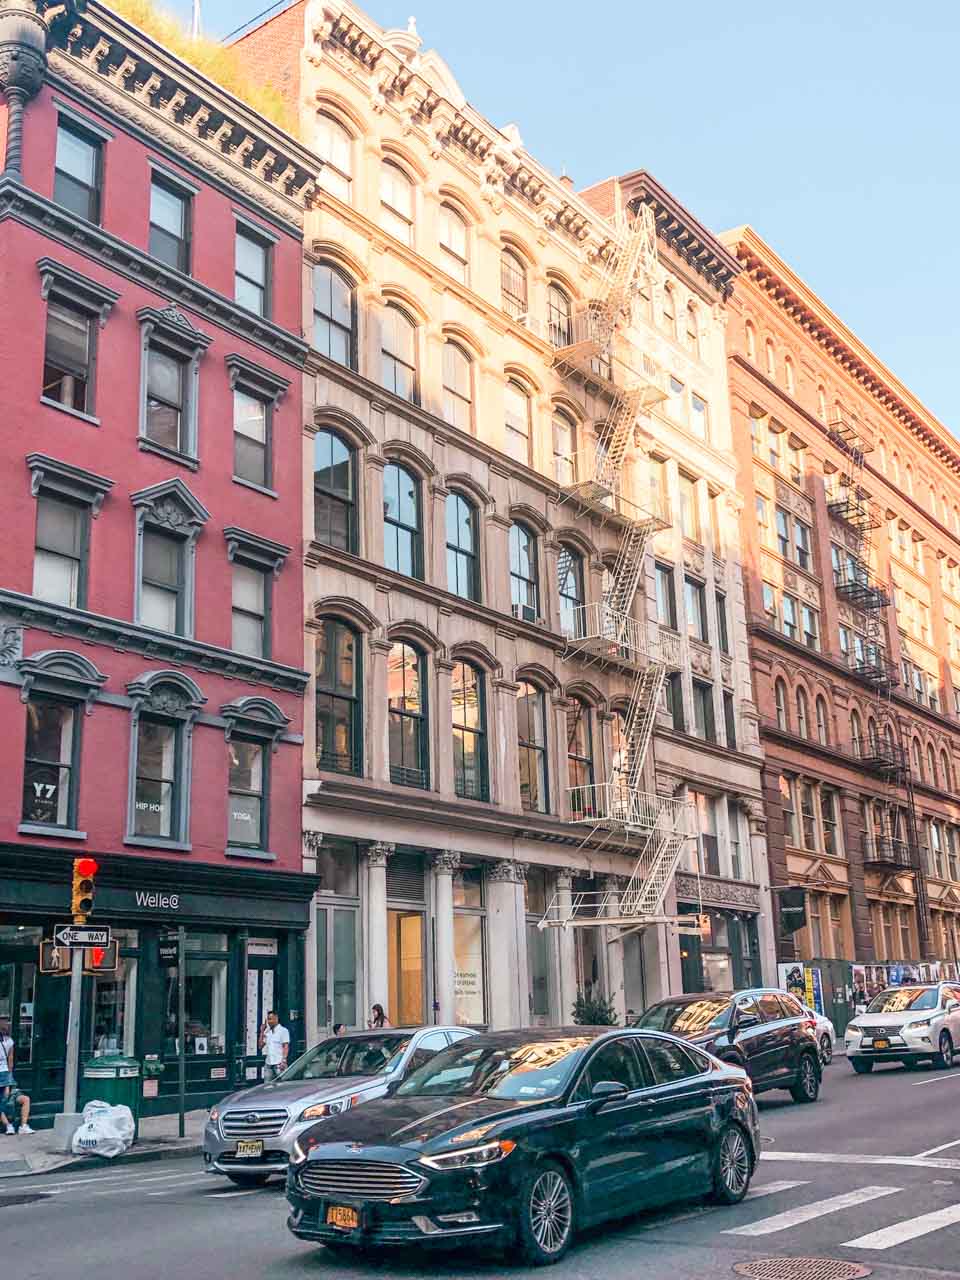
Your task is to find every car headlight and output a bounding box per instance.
[846,1023,860,1035]
[209,1107,219,1122]
[907,1019,932,1031]
[419,1140,516,1171]
[290,1133,323,1165]
[298,1094,360,1122]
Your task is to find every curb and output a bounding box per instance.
[0,1139,202,1179]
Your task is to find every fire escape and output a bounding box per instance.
[539,204,694,933]
[826,410,930,950]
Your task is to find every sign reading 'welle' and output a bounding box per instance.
[134,891,181,910]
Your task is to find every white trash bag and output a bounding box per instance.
[71,1099,135,1158]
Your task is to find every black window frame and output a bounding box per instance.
[132,713,184,841]
[388,642,429,789]
[42,299,96,416]
[144,341,188,454]
[227,736,269,851]
[685,575,709,643]
[547,283,573,347]
[557,544,585,639]
[234,224,272,319]
[723,689,737,750]
[692,679,716,743]
[452,661,489,802]
[53,118,102,224]
[715,590,730,654]
[232,385,273,491]
[21,695,82,831]
[666,671,685,732]
[313,262,356,369]
[445,491,479,601]
[313,428,357,553]
[383,462,423,580]
[380,303,419,404]
[315,618,362,776]
[500,248,528,319]
[509,523,540,622]
[32,491,90,610]
[517,681,549,814]
[566,697,595,818]
[230,558,271,659]
[655,562,678,630]
[148,173,192,274]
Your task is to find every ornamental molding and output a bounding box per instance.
[223,526,291,577]
[674,871,761,911]
[37,255,119,325]
[220,695,289,751]
[136,304,212,361]
[302,830,323,855]
[487,859,527,884]
[0,625,23,666]
[16,647,107,712]
[131,476,209,536]
[126,668,206,722]
[26,452,113,516]
[431,850,461,873]
[225,353,290,406]
[365,841,395,867]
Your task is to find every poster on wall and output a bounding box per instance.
[809,967,824,1014]
[778,962,806,1004]
[852,964,868,1012]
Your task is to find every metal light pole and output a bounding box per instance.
[177,924,186,1139]
[62,948,84,1114]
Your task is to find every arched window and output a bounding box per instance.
[927,743,938,786]
[452,661,487,801]
[912,738,924,779]
[379,160,414,244]
[815,695,829,745]
[566,698,595,818]
[313,429,356,552]
[765,339,776,379]
[388,642,428,788]
[662,284,676,338]
[547,283,572,347]
[942,749,952,792]
[557,544,584,639]
[796,687,810,738]
[500,248,528,319]
[504,379,531,465]
[313,263,354,367]
[685,302,699,356]
[905,463,914,496]
[438,203,468,283]
[509,523,539,621]
[784,356,795,395]
[867,717,879,750]
[383,462,421,579]
[315,619,361,775]
[552,410,576,486]
[446,492,479,601]
[817,385,827,422]
[316,113,352,202]
[891,453,900,487]
[380,303,417,402]
[775,678,788,730]
[850,709,863,753]
[745,321,757,362]
[442,341,472,430]
[516,682,548,813]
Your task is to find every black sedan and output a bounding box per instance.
[286,1026,759,1266]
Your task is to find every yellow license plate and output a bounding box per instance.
[235,1140,264,1158]
[873,1039,889,1050]
[327,1206,359,1230]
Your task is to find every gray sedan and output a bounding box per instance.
[203,1026,476,1184]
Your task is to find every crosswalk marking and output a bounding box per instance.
[843,1202,960,1250]
[744,1179,809,1200]
[724,1185,901,1236]
[917,1138,960,1157]
[764,1150,960,1171]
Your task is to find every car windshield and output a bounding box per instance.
[396,1036,594,1100]
[636,997,732,1035]
[279,1034,411,1081]
[866,987,938,1014]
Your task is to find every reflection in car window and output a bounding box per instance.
[757,994,787,1022]
[867,987,938,1013]
[736,994,762,1021]
[636,998,731,1035]
[396,1037,593,1099]
[280,1034,411,1081]
[571,1038,650,1102]
[642,1038,702,1084]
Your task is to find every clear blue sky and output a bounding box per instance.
[170,0,960,431]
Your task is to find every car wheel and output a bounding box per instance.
[712,1124,752,1204]
[819,1034,833,1066]
[226,1173,271,1187]
[790,1052,820,1103]
[517,1161,575,1266]
[934,1031,954,1070]
[851,1058,873,1074]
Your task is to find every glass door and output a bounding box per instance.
[387,909,425,1027]
[316,907,358,1032]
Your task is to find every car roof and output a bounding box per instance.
[320,1025,472,1039]
[645,987,793,1006]
[454,1026,619,1049]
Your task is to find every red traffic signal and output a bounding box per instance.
[72,857,99,922]
[75,857,99,878]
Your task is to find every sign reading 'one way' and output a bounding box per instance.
[53,923,111,948]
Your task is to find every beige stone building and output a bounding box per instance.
[235,0,775,1035]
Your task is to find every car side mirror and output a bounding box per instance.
[588,1080,629,1110]
[736,1012,762,1031]
[384,1079,400,1097]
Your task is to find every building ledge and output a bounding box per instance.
[18,823,87,841]
[124,836,192,853]
[226,846,277,862]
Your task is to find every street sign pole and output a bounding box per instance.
[177,924,186,1139]
[62,947,84,1114]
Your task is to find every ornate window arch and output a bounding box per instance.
[316,112,354,202]
[774,677,788,730]
[815,694,829,745]
[557,541,585,639]
[313,428,357,553]
[126,670,206,849]
[438,201,469,283]
[131,478,209,639]
[379,158,415,244]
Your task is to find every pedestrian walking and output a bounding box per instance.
[258,1011,290,1081]
[0,1017,14,1094]
[367,1003,390,1029]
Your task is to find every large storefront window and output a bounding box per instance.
[317,908,357,1030]
[680,909,759,993]
[453,865,486,1025]
[164,933,228,1056]
[525,868,550,1023]
[90,930,138,1056]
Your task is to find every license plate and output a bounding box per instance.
[873,1038,889,1050]
[327,1205,359,1230]
[235,1140,264,1158]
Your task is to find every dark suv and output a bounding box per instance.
[634,988,822,1103]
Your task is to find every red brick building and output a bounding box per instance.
[0,1,317,1121]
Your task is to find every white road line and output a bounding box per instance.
[912,1071,960,1087]
[844,1203,960,1250]
[764,1150,960,1171]
[917,1138,960,1157]
[745,1180,809,1200]
[723,1185,901,1237]
[88,1172,207,1196]
[194,1189,258,1199]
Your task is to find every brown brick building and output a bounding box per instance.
[723,226,960,1028]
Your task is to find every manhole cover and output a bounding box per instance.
[734,1261,872,1280]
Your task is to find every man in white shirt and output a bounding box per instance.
[258,1011,289,1082]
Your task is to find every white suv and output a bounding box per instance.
[845,982,960,1072]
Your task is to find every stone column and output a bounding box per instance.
[365,842,394,1016]
[302,831,322,1044]
[487,514,513,616]
[552,695,572,820]
[603,876,627,1023]
[430,479,449,586]
[432,851,459,1024]
[434,658,455,796]
[364,442,387,566]
[554,870,577,1023]
[839,788,874,963]
[494,679,522,811]
[486,860,529,1029]
[743,800,778,984]
[0,1,48,179]
[368,637,393,783]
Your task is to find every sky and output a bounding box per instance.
[168,0,960,431]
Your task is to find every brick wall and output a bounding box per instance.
[232,0,305,111]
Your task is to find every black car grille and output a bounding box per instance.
[860,1026,897,1038]
[222,1108,288,1139]
[300,1160,426,1201]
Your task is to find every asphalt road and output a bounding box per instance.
[7,1058,960,1280]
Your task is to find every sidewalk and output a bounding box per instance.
[0,1108,207,1178]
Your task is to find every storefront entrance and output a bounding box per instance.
[388,909,425,1026]
[679,906,760,994]
[316,906,358,1032]
[0,927,63,1111]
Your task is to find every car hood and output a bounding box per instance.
[305,1094,541,1149]
[219,1075,383,1110]
[854,1011,935,1028]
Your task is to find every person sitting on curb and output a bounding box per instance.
[0,1081,34,1134]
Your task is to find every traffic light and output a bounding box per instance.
[71,856,99,922]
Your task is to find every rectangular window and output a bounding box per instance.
[800,782,817,850]
[43,301,94,414]
[692,679,716,742]
[149,176,191,272]
[821,787,840,856]
[762,582,777,625]
[668,375,685,421]
[723,690,736,750]
[504,382,530,464]
[801,604,820,650]
[728,794,745,879]
[33,494,87,608]
[691,393,709,440]
[782,593,798,640]
[54,120,101,223]
[656,562,677,630]
[768,427,782,471]
[678,473,700,542]
[775,506,791,559]
[232,563,268,657]
[780,774,797,845]
[235,226,271,317]
[22,699,77,828]
[228,740,266,849]
[140,529,184,634]
[787,440,803,487]
[144,345,186,453]
[133,717,179,839]
[665,671,685,731]
[715,591,729,653]
[750,413,764,458]
[233,390,270,488]
[756,495,769,544]
[685,577,708,643]
[794,520,812,571]
[839,624,851,657]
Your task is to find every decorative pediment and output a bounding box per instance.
[126,670,206,721]
[16,649,107,712]
[37,257,120,326]
[27,453,113,516]
[131,478,209,536]
[220,696,289,751]
[225,354,290,406]
[136,305,213,360]
[223,527,291,576]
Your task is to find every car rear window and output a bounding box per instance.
[778,994,805,1018]
[757,993,788,1022]
[642,1038,703,1084]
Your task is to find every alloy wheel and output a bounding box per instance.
[719,1126,750,1197]
[820,1034,833,1066]
[801,1056,817,1096]
[529,1169,573,1256]
[940,1032,953,1068]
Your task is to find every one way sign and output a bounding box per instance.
[53,924,111,948]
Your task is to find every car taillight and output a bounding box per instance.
[804,1017,817,1033]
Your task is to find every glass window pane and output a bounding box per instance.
[236,232,266,285]
[142,530,180,588]
[46,303,90,376]
[232,610,264,657]
[147,348,184,407]
[232,563,265,614]
[135,719,176,837]
[333,909,357,1025]
[56,125,97,185]
[141,584,178,633]
[150,181,185,238]
[234,391,266,443]
[453,914,485,1025]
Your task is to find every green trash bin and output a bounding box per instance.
[79,1056,141,1141]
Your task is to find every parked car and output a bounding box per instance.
[285,1026,759,1265]
[804,1005,837,1065]
[633,987,822,1103]
[845,982,960,1072]
[203,1026,476,1184]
